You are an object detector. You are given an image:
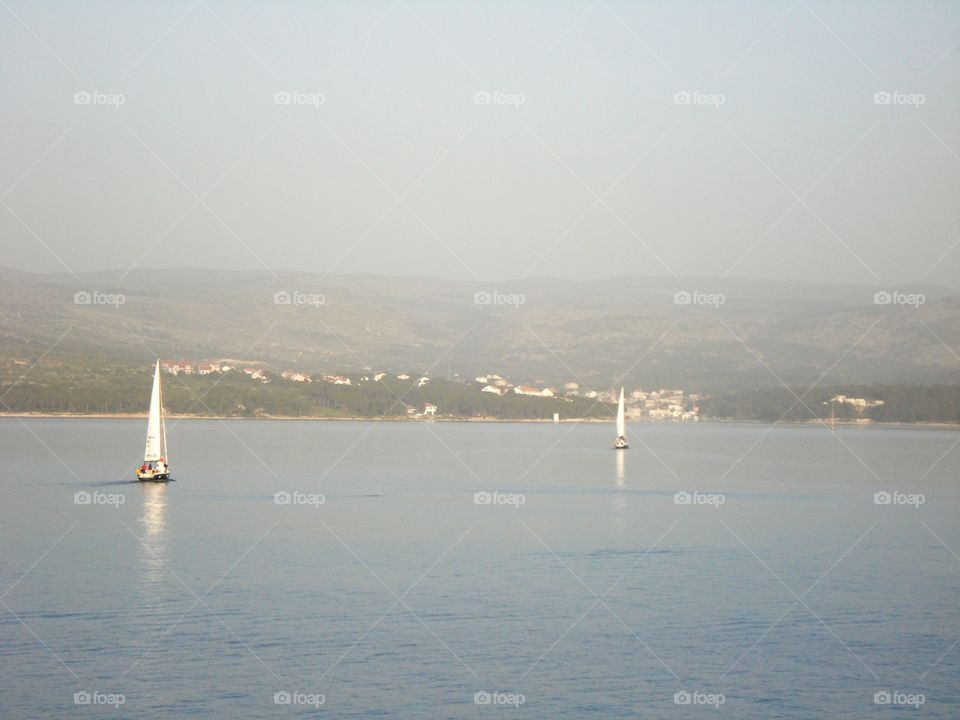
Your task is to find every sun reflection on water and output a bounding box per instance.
[138,482,168,587]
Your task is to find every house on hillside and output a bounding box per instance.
[323,375,351,385]
[514,386,556,398]
[832,394,884,409]
[243,367,267,381]
[162,360,194,375]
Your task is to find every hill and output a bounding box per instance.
[1,268,957,393]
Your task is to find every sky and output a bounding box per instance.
[1,0,958,286]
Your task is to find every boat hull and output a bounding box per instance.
[614,436,629,450]
[136,471,170,482]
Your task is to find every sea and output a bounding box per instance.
[1,418,958,718]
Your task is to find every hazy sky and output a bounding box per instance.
[1,0,958,286]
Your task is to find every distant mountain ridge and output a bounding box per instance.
[1,267,957,393]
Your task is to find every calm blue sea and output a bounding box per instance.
[1,418,958,718]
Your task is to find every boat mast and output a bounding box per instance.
[159,361,168,460]
[616,387,626,437]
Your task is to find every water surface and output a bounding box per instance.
[1,419,958,718]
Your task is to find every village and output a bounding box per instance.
[159,360,703,421]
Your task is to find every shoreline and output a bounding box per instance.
[1,412,957,428]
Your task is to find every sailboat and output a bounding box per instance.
[614,387,629,449]
[823,399,837,431]
[136,361,171,481]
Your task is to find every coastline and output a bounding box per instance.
[0,412,956,428]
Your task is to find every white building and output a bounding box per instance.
[323,375,351,385]
[243,367,267,381]
[513,386,556,398]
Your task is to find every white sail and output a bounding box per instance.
[616,387,626,437]
[144,361,166,461]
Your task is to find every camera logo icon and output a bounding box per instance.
[74,691,91,705]
[474,691,492,705]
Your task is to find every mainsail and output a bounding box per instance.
[616,387,626,438]
[144,361,166,462]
